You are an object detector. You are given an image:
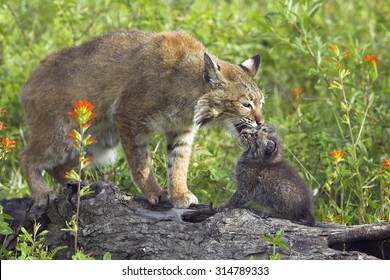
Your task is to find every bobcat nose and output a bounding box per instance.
[255,113,264,127]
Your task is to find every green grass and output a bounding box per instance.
[1,0,389,225]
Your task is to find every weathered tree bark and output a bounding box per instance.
[1,181,389,260]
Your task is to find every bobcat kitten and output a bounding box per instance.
[20,30,265,211]
[222,124,315,226]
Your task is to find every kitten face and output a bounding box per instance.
[238,123,282,163]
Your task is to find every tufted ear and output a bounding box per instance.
[239,54,261,78]
[203,53,222,88]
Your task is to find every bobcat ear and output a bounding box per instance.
[240,54,261,78]
[203,53,222,88]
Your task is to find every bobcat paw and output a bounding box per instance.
[29,191,58,220]
[146,189,168,205]
[169,191,198,208]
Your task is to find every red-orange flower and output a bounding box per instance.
[83,157,93,165]
[384,158,390,168]
[293,87,303,94]
[364,54,381,65]
[331,150,345,161]
[343,51,351,57]
[1,138,16,149]
[291,87,304,104]
[68,100,97,133]
[66,131,77,138]
[74,100,95,112]
[68,110,78,119]
[68,100,97,120]
[86,137,97,145]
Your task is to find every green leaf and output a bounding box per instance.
[103,252,112,260]
[72,250,95,260]
[369,62,378,82]
[273,239,290,249]
[0,224,13,235]
[275,229,285,239]
[270,253,281,260]
[2,214,13,221]
[80,186,94,197]
[20,227,33,243]
[262,234,273,243]
[65,169,80,181]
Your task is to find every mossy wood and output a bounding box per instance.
[1,182,389,260]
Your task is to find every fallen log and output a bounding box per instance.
[1,181,389,260]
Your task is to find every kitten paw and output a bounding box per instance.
[169,191,198,208]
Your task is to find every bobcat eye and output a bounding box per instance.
[241,101,254,110]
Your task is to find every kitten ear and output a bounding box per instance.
[203,53,222,88]
[239,54,261,78]
[265,139,277,155]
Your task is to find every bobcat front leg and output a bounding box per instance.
[166,128,198,208]
[116,119,167,204]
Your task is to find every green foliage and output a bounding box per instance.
[0,205,13,235]
[0,222,67,260]
[0,0,389,227]
[262,229,290,260]
[72,250,112,260]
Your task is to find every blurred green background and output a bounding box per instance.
[0,0,389,225]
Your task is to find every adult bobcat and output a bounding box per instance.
[20,30,264,211]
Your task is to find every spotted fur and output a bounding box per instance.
[20,30,264,210]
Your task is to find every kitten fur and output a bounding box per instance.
[222,123,315,226]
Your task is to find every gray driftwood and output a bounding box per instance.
[1,181,389,259]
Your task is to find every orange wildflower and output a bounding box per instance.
[343,51,351,57]
[293,87,303,94]
[1,138,16,149]
[384,158,390,168]
[331,150,345,161]
[74,100,95,112]
[83,157,93,165]
[69,100,97,120]
[291,87,304,104]
[86,137,97,145]
[364,54,381,65]
[66,131,77,138]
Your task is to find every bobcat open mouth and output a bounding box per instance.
[234,123,252,135]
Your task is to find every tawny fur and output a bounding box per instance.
[20,30,264,211]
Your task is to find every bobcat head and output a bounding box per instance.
[238,123,283,164]
[194,53,264,134]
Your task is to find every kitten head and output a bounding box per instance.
[194,53,265,134]
[238,123,283,163]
